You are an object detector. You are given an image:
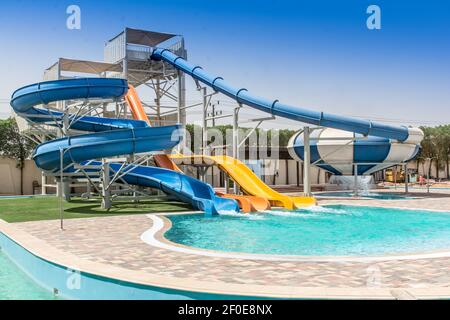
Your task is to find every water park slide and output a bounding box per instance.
[125,85,271,212]
[150,48,418,143]
[172,154,316,209]
[10,78,239,215]
[149,48,424,205]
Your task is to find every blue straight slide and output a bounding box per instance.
[10,78,239,215]
[151,48,416,142]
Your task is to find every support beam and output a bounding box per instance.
[404,163,409,194]
[232,107,239,159]
[122,31,128,79]
[177,70,186,153]
[41,173,47,195]
[303,127,311,197]
[198,166,206,182]
[84,181,92,199]
[59,148,64,230]
[61,104,71,201]
[155,78,161,126]
[232,106,240,194]
[354,164,359,196]
[224,172,230,194]
[202,87,208,155]
[101,161,111,210]
[63,180,71,202]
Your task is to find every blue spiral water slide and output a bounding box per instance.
[10,78,239,215]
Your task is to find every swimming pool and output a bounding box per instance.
[0,251,56,300]
[165,206,450,256]
[314,191,417,200]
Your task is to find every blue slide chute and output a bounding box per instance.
[11,78,239,215]
[151,48,411,142]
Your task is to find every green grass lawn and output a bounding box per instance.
[0,196,193,223]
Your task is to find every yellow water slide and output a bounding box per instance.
[125,85,315,210]
[171,154,316,209]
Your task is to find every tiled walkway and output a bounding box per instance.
[13,189,450,297]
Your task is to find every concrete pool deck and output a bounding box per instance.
[1,188,450,299]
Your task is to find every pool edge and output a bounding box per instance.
[155,210,450,262]
[1,218,448,300]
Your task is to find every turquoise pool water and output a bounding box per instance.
[0,251,56,300]
[165,205,450,256]
[314,192,416,200]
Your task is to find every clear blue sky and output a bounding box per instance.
[0,0,449,126]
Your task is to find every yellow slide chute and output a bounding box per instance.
[171,154,316,209]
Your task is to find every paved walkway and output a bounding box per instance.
[11,189,449,299]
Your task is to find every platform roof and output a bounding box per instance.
[46,58,122,74]
[108,28,178,47]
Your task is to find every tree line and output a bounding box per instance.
[417,125,450,179]
[1,118,450,195]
